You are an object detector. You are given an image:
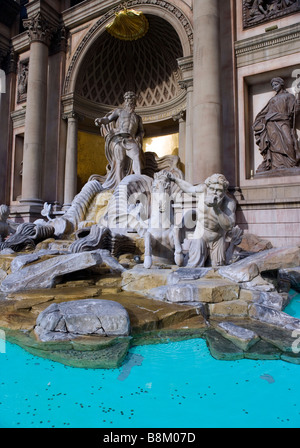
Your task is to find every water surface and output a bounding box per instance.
[0,337,299,428]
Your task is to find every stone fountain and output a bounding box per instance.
[0,92,299,368]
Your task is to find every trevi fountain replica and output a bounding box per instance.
[0,88,300,370]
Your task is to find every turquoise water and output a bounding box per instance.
[285,290,300,319]
[0,291,299,429]
[0,337,300,429]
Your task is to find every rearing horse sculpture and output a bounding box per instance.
[129,170,184,269]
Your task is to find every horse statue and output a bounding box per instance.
[127,170,185,269]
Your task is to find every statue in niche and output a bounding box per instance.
[17,60,28,103]
[95,91,145,190]
[253,77,300,173]
[168,174,241,268]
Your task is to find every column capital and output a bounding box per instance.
[179,79,193,91]
[23,12,53,46]
[50,26,68,55]
[172,109,186,122]
[177,55,193,91]
[62,110,81,121]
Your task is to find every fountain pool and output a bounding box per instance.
[0,323,300,429]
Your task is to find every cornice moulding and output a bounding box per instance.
[62,89,187,124]
[11,32,30,54]
[11,108,26,129]
[62,0,116,29]
[235,22,300,67]
[26,0,61,28]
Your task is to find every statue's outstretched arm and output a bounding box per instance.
[168,175,205,195]
[95,109,119,127]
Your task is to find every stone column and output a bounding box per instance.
[193,0,222,183]
[184,80,194,183]
[172,109,186,170]
[20,13,52,205]
[0,46,17,205]
[63,112,79,209]
[178,56,194,183]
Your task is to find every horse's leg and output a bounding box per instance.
[173,227,184,267]
[143,231,153,269]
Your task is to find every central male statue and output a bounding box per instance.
[169,173,236,267]
[95,91,145,189]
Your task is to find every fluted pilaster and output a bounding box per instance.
[20,13,52,205]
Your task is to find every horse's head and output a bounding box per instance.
[151,171,172,214]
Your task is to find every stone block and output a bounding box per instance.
[248,303,300,331]
[238,233,273,253]
[244,339,282,360]
[209,300,248,317]
[10,253,40,273]
[34,299,131,342]
[254,291,286,311]
[205,329,244,361]
[215,321,260,351]
[239,288,259,302]
[165,279,240,304]
[167,267,213,285]
[121,265,175,293]
[219,262,259,283]
[241,275,275,292]
[219,246,300,285]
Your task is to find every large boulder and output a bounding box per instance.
[219,246,300,285]
[34,298,130,342]
[278,267,300,293]
[237,233,273,253]
[0,249,125,293]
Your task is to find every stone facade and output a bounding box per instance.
[0,0,299,246]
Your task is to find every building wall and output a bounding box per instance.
[234,1,300,247]
[0,0,300,246]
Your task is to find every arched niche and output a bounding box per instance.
[62,1,193,191]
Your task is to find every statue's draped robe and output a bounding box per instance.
[253,90,299,171]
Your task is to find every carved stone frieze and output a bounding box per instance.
[243,0,300,29]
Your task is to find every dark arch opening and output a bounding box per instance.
[76,14,184,110]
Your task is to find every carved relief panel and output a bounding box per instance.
[17,58,29,104]
[243,0,300,28]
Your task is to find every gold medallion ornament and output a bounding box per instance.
[106,7,149,41]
